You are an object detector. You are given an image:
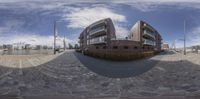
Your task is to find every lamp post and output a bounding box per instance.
[183,20,186,55]
[53,20,67,54]
[63,35,66,51]
[54,21,58,54]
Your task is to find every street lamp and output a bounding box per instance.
[63,35,66,51]
[183,20,186,55]
[53,20,67,54]
[54,21,57,54]
[177,20,187,55]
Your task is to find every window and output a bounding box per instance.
[113,46,118,49]
[134,46,137,49]
[124,46,128,49]
[87,40,89,45]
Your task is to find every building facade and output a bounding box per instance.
[128,21,162,51]
[79,18,162,60]
[162,43,169,50]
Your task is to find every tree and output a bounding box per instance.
[68,43,73,49]
[74,44,79,49]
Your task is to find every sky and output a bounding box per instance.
[0,0,200,48]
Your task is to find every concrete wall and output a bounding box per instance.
[129,21,141,42]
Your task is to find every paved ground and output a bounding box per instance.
[0,49,54,55]
[0,53,62,68]
[0,50,200,99]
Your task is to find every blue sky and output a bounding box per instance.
[0,0,200,47]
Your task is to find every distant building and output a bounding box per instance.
[42,45,47,49]
[13,42,25,50]
[162,43,169,50]
[25,44,31,49]
[79,18,162,60]
[35,45,42,50]
[47,46,53,49]
[3,44,13,50]
[192,45,200,53]
[0,45,3,50]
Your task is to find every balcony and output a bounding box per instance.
[90,36,107,45]
[79,33,84,39]
[143,38,155,46]
[78,39,84,43]
[89,20,106,29]
[143,23,155,32]
[143,30,155,39]
[89,26,107,36]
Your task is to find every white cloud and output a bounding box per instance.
[174,40,184,48]
[0,27,10,34]
[1,0,200,43]
[114,24,129,38]
[173,26,200,48]
[64,7,126,28]
[0,19,25,34]
[64,7,129,38]
[0,34,75,47]
[113,0,200,3]
[187,27,200,46]
[1,0,200,12]
[112,0,200,12]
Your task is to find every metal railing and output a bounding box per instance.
[90,36,107,44]
[89,20,106,28]
[143,23,155,31]
[143,38,155,46]
[143,30,155,39]
[89,26,106,36]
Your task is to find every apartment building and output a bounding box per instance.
[162,43,169,50]
[79,18,162,60]
[79,18,115,51]
[128,21,162,51]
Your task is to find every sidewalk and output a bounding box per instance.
[0,52,64,68]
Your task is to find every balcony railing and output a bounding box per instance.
[90,20,106,28]
[143,30,155,39]
[143,38,155,46]
[90,36,107,44]
[89,26,106,36]
[143,23,155,32]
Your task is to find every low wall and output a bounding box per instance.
[77,50,157,61]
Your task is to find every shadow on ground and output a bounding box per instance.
[74,52,163,78]
[0,51,200,98]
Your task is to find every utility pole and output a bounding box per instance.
[63,35,66,51]
[184,20,186,55]
[54,21,58,54]
[171,40,176,50]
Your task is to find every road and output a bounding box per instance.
[0,50,200,98]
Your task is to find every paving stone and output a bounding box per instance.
[0,50,200,97]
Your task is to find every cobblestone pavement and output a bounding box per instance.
[0,50,200,98]
[0,52,62,68]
